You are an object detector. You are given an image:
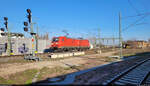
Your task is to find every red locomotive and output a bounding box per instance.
[50,36,90,51]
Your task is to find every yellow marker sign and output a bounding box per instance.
[10,53,14,55]
[32,44,34,48]
[35,51,38,54]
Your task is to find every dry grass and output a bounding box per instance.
[37,66,74,81]
[0,69,38,85]
[113,48,150,56]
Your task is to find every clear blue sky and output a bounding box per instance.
[0,0,150,40]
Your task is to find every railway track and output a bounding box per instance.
[102,58,150,85]
[0,49,99,58]
[0,51,87,63]
[0,52,74,58]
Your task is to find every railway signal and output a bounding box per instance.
[4,17,8,30]
[0,28,5,36]
[24,27,28,32]
[4,17,8,20]
[24,22,28,26]
[27,9,32,23]
[23,22,28,32]
[3,17,12,56]
[23,8,37,57]
[0,28,5,32]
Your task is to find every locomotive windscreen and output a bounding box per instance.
[52,38,59,42]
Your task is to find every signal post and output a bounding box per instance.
[23,9,37,57]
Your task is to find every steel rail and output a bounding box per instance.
[102,58,150,85]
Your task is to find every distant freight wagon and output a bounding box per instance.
[123,40,150,49]
[50,36,90,52]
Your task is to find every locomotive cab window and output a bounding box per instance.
[52,38,59,42]
[62,39,64,42]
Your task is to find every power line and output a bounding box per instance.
[122,0,150,32]
[128,0,140,14]
[137,0,149,13]
[122,14,149,32]
[122,12,150,19]
[126,0,150,20]
[135,22,148,25]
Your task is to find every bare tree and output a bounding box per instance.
[38,32,49,40]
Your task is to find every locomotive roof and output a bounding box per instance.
[54,36,88,40]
